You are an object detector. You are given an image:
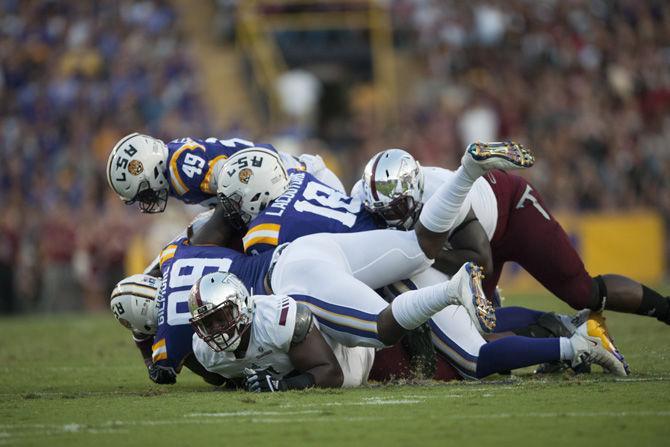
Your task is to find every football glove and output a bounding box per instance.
[243,367,285,392]
[148,364,177,385]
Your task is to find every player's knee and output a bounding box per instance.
[550,273,596,310]
[476,254,494,279]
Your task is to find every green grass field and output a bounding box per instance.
[2,292,670,447]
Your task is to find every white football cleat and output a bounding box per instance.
[569,319,628,376]
[448,262,496,334]
[462,141,535,177]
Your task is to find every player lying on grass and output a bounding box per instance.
[111,271,461,387]
[110,274,226,386]
[354,148,670,327]
[106,133,344,213]
[189,269,627,391]
[189,271,373,390]
[110,267,626,391]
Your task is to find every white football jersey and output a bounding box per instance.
[193,294,298,379]
[193,294,376,385]
[351,166,498,240]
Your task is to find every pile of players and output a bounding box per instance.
[107,133,670,391]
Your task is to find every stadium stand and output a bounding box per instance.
[0,0,668,313]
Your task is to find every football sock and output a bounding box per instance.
[559,337,574,361]
[636,285,670,323]
[493,306,545,333]
[391,282,453,330]
[419,166,479,233]
[475,336,560,378]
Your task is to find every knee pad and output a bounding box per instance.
[588,275,608,312]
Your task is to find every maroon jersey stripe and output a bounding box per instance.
[369,152,384,201]
[279,304,289,326]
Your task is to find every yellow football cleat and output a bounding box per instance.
[586,313,630,375]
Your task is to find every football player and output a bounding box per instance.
[355,149,670,326]
[110,274,226,386]
[189,271,374,391]
[106,133,345,214]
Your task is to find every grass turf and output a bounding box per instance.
[1,292,669,446]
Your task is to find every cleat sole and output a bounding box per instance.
[467,141,535,169]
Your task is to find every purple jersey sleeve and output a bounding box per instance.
[166,137,279,205]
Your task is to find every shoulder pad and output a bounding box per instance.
[291,302,313,344]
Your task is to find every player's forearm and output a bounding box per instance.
[134,336,153,368]
[182,354,227,386]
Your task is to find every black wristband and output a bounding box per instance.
[280,372,315,390]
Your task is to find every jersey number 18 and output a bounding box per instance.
[294,182,361,227]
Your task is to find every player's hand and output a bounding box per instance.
[148,364,177,385]
[243,367,285,392]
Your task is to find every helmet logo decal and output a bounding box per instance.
[238,168,253,184]
[128,159,144,176]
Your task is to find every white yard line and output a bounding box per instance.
[2,408,670,443]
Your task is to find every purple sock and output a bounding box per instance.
[475,336,560,378]
[494,306,546,333]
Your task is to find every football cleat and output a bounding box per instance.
[462,141,535,177]
[586,313,630,375]
[449,262,496,334]
[569,320,628,376]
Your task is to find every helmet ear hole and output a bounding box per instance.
[362,148,424,230]
[217,148,290,224]
[110,274,161,335]
[108,133,168,213]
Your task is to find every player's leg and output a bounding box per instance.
[392,269,620,378]
[430,303,628,378]
[596,274,670,324]
[271,237,489,346]
[505,179,670,323]
[281,229,495,333]
[417,142,535,259]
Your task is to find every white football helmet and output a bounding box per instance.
[361,149,425,230]
[217,147,289,228]
[110,274,162,335]
[107,133,170,213]
[188,272,253,352]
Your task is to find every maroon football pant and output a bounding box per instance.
[368,344,461,382]
[482,171,594,310]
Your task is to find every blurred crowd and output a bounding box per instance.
[1,0,669,314]
[0,0,208,313]
[379,0,670,214]
[349,0,670,276]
